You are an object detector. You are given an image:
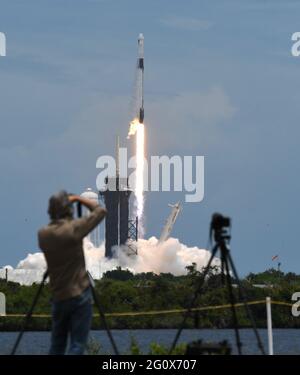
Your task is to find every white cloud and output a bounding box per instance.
[0,85,236,178]
[147,87,236,152]
[0,237,219,285]
[160,16,212,31]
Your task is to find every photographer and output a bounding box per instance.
[38,190,107,355]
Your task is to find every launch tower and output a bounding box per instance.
[100,137,138,258]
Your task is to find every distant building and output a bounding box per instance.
[80,188,101,247]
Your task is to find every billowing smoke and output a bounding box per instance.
[16,252,47,270]
[0,237,219,285]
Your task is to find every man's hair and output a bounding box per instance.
[48,190,73,220]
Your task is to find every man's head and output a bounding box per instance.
[48,190,74,221]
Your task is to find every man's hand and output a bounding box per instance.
[68,195,80,203]
[68,194,107,215]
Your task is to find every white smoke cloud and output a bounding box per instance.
[16,252,47,270]
[0,237,219,285]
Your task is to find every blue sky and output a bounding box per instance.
[0,0,299,275]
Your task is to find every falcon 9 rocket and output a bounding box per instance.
[127,34,146,236]
[138,33,144,123]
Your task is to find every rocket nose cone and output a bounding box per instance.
[138,33,144,40]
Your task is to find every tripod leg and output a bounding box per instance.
[221,253,225,285]
[11,271,48,355]
[168,244,219,354]
[227,253,266,355]
[87,272,119,355]
[223,255,242,355]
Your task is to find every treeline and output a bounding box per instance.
[0,265,300,331]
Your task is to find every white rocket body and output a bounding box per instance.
[137,33,144,123]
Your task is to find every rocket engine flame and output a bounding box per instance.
[136,121,145,221]
[128,118,145,236]
[128,118,140,138]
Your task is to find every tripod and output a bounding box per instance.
[11,270,119,355]
[11,271,48,355]
[169,218,266,355]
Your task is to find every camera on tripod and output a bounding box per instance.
[210,213,231,242]
[211,213,230,230]
[170,211,266,355]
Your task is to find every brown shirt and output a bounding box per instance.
[38,206,104,301]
